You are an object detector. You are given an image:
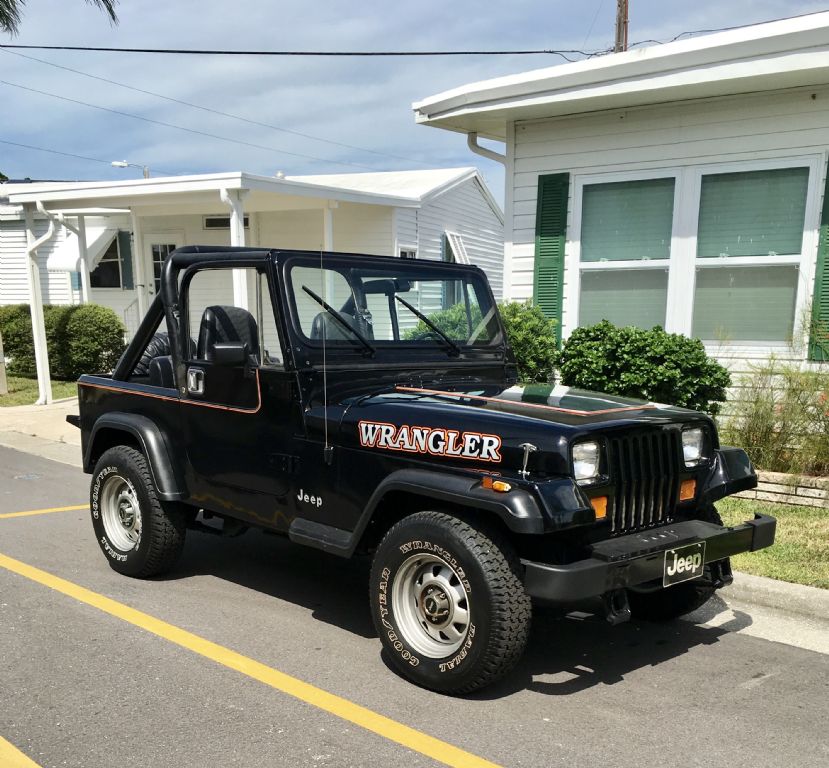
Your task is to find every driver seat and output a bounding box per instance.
[197,305,260,363]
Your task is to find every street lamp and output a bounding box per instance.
[111,160,150,179]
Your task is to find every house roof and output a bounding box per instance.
[286,167,477,200]
[1,168,485,212]
[413,11,829,140]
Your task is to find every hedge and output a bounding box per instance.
[498,301,558,383]
[558,320,731,416]
[0,303,125,380]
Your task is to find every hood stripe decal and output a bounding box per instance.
[395,386,657,417]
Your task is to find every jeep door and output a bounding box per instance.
[179,263,297,529]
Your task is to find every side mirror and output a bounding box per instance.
[210,341,248,366]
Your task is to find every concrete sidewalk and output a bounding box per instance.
[0,398,81,466]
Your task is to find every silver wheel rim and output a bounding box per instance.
[100,474,141,551]
[391,553,471,658]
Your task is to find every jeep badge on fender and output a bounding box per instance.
[69,246,776,695]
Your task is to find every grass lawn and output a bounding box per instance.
[0,376,77,406]
[718,497,829,589]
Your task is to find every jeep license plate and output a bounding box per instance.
[663,542,706,587]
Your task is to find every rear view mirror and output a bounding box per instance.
[210,341,248,366]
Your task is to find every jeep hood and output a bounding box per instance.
[338,383,707,477]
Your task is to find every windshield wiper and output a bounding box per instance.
[394,294,461,357]
[302,285,375,357]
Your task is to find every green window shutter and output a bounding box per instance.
[809,172,829,361]
[118,230,134,290]
[533,173,569,343]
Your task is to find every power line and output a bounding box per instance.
[0,44,584,60]
[0,79,379,171]
[0,137,172,175]
[0,48,431,167]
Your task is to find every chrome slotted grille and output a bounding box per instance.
[608,430,681,535]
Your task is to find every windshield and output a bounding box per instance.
[287,258,501,349]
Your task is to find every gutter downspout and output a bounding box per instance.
[24,202,56,404]
[467,132,506,165]
[49,208,91,304]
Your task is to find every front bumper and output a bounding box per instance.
[522,513,776,602]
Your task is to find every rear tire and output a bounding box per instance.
[369,511,531,694]
[627,504,728,621]
[90,446,186,577]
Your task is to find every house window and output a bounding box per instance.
[564,161,816,346]
[578,177,675,329]
[90,238,121,288]
[203,215,250,230]
[691,167,809,342]
[399,248,417,259]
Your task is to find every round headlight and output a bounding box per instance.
[682,427,705,466]
[573,441,600,481]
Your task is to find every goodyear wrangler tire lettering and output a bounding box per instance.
[369,511,530,694]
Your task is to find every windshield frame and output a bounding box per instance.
[279,252,505,361]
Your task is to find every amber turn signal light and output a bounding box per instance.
[482,476,512,493]
[590,495,608,520]
[679,478,696,501]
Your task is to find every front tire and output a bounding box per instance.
[369,511,531,694]
[627,504,729,621]
[90,446,186,577]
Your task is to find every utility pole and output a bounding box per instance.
[614,0,629,52]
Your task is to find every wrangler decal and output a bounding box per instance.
[358,420,502,462]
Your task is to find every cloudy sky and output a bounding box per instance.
[1,0,827,203]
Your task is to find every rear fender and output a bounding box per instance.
[84,413,188,501]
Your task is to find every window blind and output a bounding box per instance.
[581,178,674,262]
[692,265,798,341]
[697,167,808,258]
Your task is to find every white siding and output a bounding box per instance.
[509,85,829,363]
[0,217,74,306]
[257,210,324,250]
[417,177,505,298]
[331,204,393,256]
[0,219,29,304]
[395,208,419,252]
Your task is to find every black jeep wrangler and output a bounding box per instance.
[71,246,775,694]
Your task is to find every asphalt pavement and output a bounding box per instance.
[1,445,827,768]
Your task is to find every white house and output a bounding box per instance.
[0,168,503,402]
[414,12,829,370]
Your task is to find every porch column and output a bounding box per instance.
[23,204,53,405]
[76,215,91,303]
[220,188,250,309]
[130,211,148,317]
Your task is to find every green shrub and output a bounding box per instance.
[558,320,731,415]
[0,304,36,377]
[61,304,126,378]
[0,302,125,380]
[498,301,558,383]
[403,302,483,342]
[720,358,829,475]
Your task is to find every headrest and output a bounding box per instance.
[197,305,260,362]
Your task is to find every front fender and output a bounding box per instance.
[85,413,188,501]
[363,468,546,535]
[699,446,758,504]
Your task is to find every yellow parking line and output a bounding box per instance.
[0,504,87,520]
[0,735,42,768]
[0,553,501,768]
